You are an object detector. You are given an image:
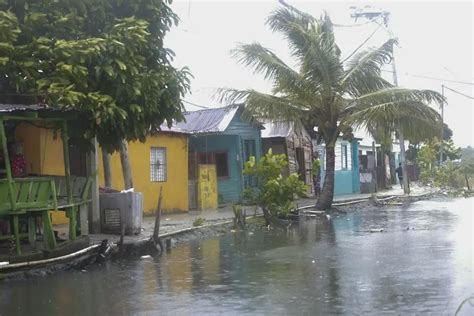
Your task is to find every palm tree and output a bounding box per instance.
[220,5,443,210]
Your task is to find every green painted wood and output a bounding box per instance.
[62,122,73,204]
[17,181,32,203]
[0,119,16,211]
[13,215,20,255]
[42,211,56,250]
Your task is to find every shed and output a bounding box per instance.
[261,121,313,194]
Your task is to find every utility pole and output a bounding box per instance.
[350,5,410,194]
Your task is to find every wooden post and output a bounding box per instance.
[152,187,163,244]
[61,121,73,204]
[13,215,20,255]
[0,119,16,211]
[42,210,57,250]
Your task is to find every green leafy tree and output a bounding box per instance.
[221,5,442,209]
[0,0,191,151]
[243,149,308,225]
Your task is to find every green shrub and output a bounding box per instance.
[242,149,308,225]
[192,217,205,227]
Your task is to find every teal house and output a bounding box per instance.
[314,137,361,196]
[176,104,262,206]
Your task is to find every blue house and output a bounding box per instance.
[176,104,262,206]
[313,137,361,196]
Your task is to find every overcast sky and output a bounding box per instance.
[165,0,474,147]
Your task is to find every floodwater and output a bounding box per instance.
[1,197,473,315]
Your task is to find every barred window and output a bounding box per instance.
[150,147,167,182]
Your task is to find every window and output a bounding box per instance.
[196,151,229,178]
[341,144,348,170]
[214,152,229,178]
[150,147,167,182]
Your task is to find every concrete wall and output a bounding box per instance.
[98,133,189,214]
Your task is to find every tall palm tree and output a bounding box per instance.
[220,5,443,210]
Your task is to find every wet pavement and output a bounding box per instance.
[1,196,472,315]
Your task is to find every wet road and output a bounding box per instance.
[1,197,473,315]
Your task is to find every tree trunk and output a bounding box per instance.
[101,147,113,188]
[316,144,335,210]
[119,140,133,190]
[465,173,471,191]
[261,206,272,226]
[398,127,410,194]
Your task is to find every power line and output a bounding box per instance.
[405,73,474,86]
[443,85,474,100]
[182,99,209,109]
[342,23,383,63]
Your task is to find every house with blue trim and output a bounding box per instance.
[176,104,262,206]
[313,137,361,196]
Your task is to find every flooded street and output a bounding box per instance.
[1,197,473,315]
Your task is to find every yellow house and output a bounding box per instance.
[97,129,189,214]
[14,123,189,224]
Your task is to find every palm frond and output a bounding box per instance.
[217,88,308,124]
[349,87,445,110]
[348,100,442,142]
[341,39,396,97]
[231,43,317,97]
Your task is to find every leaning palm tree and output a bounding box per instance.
[220,5,443,210]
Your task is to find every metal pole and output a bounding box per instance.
[388,22,409,194]
[439,85,445,165]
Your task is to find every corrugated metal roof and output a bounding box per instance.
[158,124,189,135]
[0,103,50,113]
[261,121,293,138]
[174,105,240,134]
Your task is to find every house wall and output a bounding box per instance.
[189,114,262,205]
[314,139,360,196]
[15,124,70,224]
[189,134,242,204]
[98,133,189,214]
[16,125,188,223]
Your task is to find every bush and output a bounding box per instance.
[242,149,308,225]
[192,217,205,227]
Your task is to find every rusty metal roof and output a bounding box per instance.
[174,105,240,134]
[0,103,50,113]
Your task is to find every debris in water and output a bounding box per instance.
[230,229,236,233]
[81,270,87,273]
[370,228,384,233]
[140,255,152,259]
[312,260,316,264]
[248,232,254,235]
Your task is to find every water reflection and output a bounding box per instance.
[0,197,473,315]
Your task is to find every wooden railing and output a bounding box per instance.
[0,177,58,215]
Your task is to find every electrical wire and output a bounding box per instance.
[342,23,383,63]
[405,73,474,86]
[443,86,474,100]
[182,99,209,109]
